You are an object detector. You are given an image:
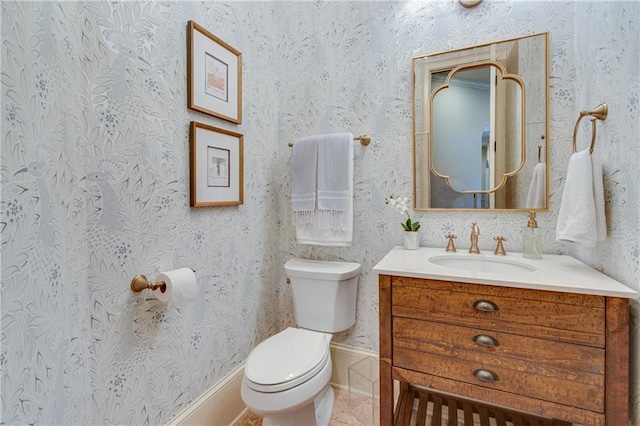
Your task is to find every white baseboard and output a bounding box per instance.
[168,362,247,426]
[168,344,380,425]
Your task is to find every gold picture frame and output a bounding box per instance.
[187,21,242,124]
[190,121,243,207]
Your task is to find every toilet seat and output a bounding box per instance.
[244,328,330,393]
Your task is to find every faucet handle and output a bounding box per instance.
[445,234,457,252]
[493,236,507,256]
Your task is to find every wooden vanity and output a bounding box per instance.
[374,247,637,425]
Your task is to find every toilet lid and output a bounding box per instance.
[245,328,329,391]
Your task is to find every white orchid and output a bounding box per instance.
[385,195,420,231]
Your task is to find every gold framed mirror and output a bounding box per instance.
[413,32,549,211]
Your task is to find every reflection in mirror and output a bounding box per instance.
[430,62,525,207]
[413,32,549,211]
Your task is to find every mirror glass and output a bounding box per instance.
[413,32,549,211]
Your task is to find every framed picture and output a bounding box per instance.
[187,21,242,124]
[190,121,243,207]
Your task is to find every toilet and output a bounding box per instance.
[241,258,361,426]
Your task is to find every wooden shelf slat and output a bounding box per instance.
[406,386,565,426]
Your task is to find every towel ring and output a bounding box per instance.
[572,117,597,154]
[572,103,608,153]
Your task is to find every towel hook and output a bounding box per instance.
[572,103,608,153]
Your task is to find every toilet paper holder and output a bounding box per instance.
[130,275,167,294]
[130,269,196,294]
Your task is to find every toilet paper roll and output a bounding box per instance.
[155,268,197,305]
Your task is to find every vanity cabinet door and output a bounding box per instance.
[392,317,605,412]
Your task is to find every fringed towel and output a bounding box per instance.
[316,133,352,230]
[291,135,318,226]
[292,133,354,246]
[556,149,606,247]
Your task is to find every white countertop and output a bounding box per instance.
[373,246,638,299]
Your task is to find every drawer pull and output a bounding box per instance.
[473,369,499,383]
[473,300,499,312]
[473,334,499,347]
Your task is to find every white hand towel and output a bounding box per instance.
[293,133,354,246]
[525,162,546,209]
[295,193,353,246]
[556,149,606,247]
[291,136,318,226]
[316,133,353,230]
[591,152,607,242]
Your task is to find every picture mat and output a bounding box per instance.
[191,29,239,121]
[195,126,240,203]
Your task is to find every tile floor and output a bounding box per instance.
[235,385,372,426]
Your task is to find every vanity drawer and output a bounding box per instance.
[392,277,605,347]
[393,317,605,412]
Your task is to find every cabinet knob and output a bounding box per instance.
[473,300,499,312]
[473,334,499,347]
[473,369,499,383]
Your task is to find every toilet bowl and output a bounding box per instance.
[241,328,334,426]
[241,259,361,426]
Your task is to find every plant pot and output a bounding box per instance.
[403,231,419,250]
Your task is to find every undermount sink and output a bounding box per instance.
[428,254,537,274]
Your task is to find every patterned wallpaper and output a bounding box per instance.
[1,1,638,425]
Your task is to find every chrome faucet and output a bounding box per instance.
[469,222,480,254]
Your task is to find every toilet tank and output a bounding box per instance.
[284,259,361,333]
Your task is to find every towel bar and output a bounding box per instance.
[288,134,370,147]
[572,103,607,153]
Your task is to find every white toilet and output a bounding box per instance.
[241,258,361,426]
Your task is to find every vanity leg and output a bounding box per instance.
[379,275,394,426]
[380,359,393,425]
[605,297,629,426]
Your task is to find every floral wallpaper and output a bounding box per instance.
[1,1,638,425]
